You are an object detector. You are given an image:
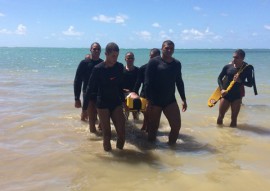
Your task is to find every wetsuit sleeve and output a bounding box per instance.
[242,66,253,87]
[175,62,186,101]
[133,66,144,94]
[82,67,99,110]
[218,65,227,90]
[119,64,125,102]
[144,60,155,100]
[73,60,84,100]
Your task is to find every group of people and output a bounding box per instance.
[73,40,257,152]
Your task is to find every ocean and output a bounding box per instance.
[0,47,270,191]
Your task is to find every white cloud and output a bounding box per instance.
[193,6,201,11]
[92,14,128,24]
[0,24,27,35]
[135,31,152,40]
[169,29,174,33]
[264,25,270,30]
[15,24,27,35]
[181,27,221,41]
[0,28,12,34]
[0,12,5,17]
[62,26,83,36]
[152,22,161,28]
[159,30,171,40]
[115,15,128,24]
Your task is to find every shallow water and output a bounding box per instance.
[0,48,270,191]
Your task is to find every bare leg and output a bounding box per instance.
[111,106,126,149]
[97,108,112,151]
[141,111,148,131]
[230,98,242,127]
[147,104,162,142]
[217,98,230,125]
[88,100,98,133]
[81,93,88,121]
[163,102,181,145]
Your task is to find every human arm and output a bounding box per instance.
[74,60,85,106]
[175,61,187,112]
[217,66,228,96]
[82,67,99,111]
[144,60,156,101]
[133,66,144,95]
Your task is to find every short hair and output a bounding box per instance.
[105,42,119,54]
[90,42,101,49]
[125,52,134,57]
[162,40,175,48]
[150,48,161,57]
[234,49,245,59]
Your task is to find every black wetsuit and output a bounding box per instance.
[218,62,253,102]
[73,58,103,101]
[83,62,125,111]
[144,56,186,107]
[123,66,139,91]
[133,63,147,98]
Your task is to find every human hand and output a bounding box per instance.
[221,89,228,97]
[75,100,82,108]
[182,100,187,112]
[233,73,242,83]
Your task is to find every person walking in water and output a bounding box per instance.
[133,48,161,131]
[144,40,187,145]
[73,42,103,132]
[217,49,257,127]
[83,42,126,151]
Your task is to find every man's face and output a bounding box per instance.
[233,53,244,65]
[90,44,101,59]
[125,53,135,65]
[106,51,119,67]
[162,44,174,57]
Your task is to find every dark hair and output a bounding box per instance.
[234,49,245,59]
[125,52,134,57]
[90,42,101,49]
[150,48,161,57]
[105,42,119,54]
[162,40,175,48]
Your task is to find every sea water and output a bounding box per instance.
[0,48,270,191]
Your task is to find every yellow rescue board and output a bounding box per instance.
[207,86,222,107]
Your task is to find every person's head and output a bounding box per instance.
[125,52,135,67]
[233,49,245,65]
[90,42,101,60]
[105,42,119,67]
[161,40,175,58]
[149,48,161,59]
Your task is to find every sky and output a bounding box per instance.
[0,0,270,49]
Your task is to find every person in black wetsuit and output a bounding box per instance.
[73,42,103,132]
[144,40,187,145]
[83,42,126,151]
[217,49,257,127]
[123,52,140,120]
[133,48,160,131]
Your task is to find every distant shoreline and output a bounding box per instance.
[1,47,270,50]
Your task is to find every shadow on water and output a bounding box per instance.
[98,148,159,165]
[94,120,218,166]
[237,123,270,135]
[125,121,218,154]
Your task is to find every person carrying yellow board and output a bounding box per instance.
[212,49,257,127]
